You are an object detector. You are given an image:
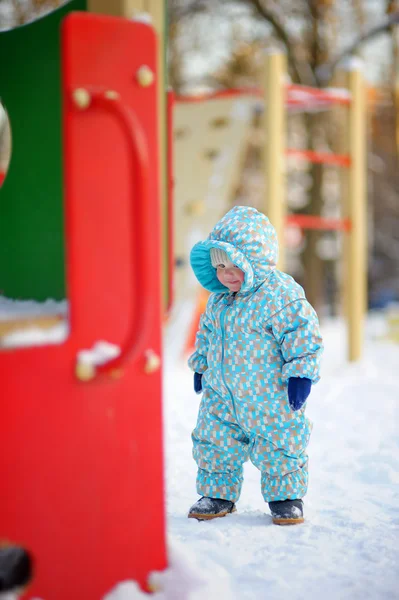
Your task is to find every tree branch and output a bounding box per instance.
[168,0,318,85]
[317,13,399,84]
[169,0,210,23]
[245,0,313,85]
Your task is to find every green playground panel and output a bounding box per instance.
[0,0,86,301]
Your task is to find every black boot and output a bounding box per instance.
[268,499,304,525]
[188,497,236,521]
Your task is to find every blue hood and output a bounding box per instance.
[190,206,279,293]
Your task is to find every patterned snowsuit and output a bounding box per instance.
[188,206,323,503]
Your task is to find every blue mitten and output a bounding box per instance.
[194,372,203,394]
[288,377,312,411]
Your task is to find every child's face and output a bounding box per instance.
[215,262,245,292]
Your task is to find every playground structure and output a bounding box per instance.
[175,55,367,363]
[0,0,368,597]
[0,4,166,599]
[0,3,368,362]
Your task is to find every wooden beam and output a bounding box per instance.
[262,52,287,269]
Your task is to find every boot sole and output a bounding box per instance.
[272,516,304,525]
[188,506,237,521]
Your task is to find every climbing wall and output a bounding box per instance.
[173,96,255,304]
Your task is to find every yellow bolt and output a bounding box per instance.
[104,90,120,101]
[148,580,162,593]
[72,88,91,110]
[136,65,155,87]
[75,361,95,382]
[144,349,161,374]
[110,368,124,379]
[185,200,205,217]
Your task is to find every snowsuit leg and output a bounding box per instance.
[192,388,250,503]
[250,416,312,502]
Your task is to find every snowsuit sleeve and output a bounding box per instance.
[187,298,213,374]
[270,299,323,383]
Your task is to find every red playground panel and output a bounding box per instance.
[0,13,166,599]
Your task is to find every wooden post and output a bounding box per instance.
[262,52,287,269]
[87,0,169,310]
[87,0,146,17]
[340,62,367,361]
[396,81,399,165]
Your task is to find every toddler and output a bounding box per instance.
[187,206,323,524]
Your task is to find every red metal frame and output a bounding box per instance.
[173,84,352,235]
[0,14,166,600]
[286,84,350,107]
[286,148,351,167]
[174,83,351,109]
[174,87,262,103]
[286,214,351,231]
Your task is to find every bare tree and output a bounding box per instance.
[169,0,342,312]
[0,0,66,29]
[168,0,398,313]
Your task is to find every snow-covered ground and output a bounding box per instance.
[156,311,399,600]
[1,298,398,599]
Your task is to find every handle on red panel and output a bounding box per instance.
[72,88,157,381]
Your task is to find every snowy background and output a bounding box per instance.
[0,1,398,595]
[99,307,399,600]
[0,300,398,599]
[152,310,399,600]
[1,300,398,599]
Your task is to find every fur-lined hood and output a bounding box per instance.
[190,206,278,293]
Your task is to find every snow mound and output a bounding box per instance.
[104,539,235,600]
[77,341,121,367]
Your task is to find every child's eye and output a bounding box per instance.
[217,264,225,269]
